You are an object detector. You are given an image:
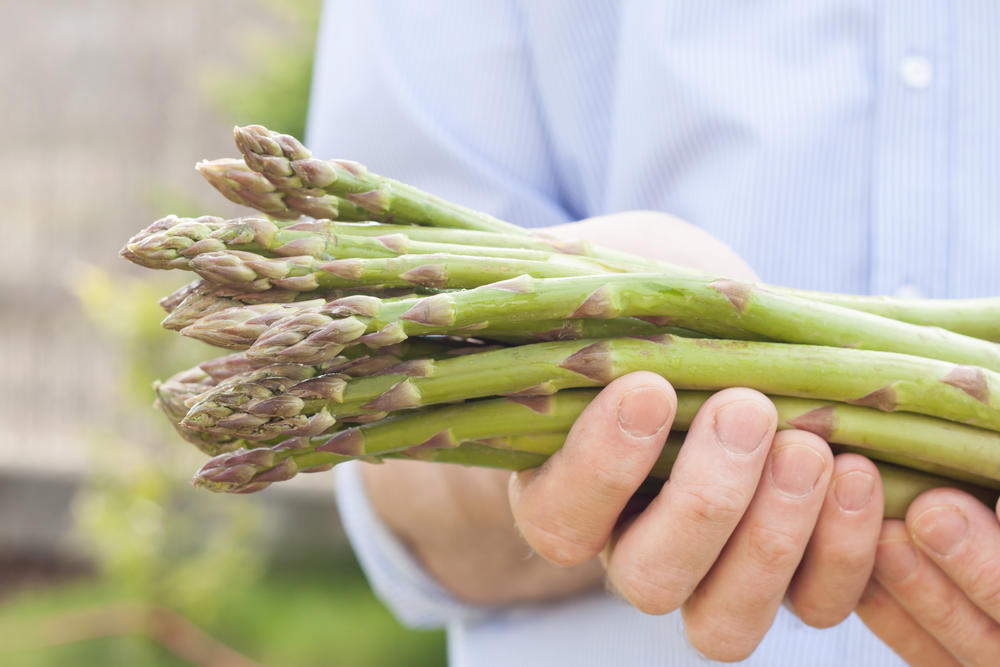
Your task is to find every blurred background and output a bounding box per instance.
[0,1,444,664]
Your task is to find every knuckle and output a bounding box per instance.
[611,563,685,615]
[745,522,804,573]
[822,543,874,576]
[916,591,963,632]
[517,514,601,567]
[589,460,647,501]
[792,596,853,629]
[675,483,749,528]
[684,614,759,663]
[965,561,1000,612]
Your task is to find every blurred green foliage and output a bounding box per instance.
[1,555,446,666]
[71,266,266,626]
[202,0,323,139]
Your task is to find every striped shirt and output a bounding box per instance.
[309,1,1000,664]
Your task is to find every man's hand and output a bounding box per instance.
[856,491,1000,666]
[509,371,885,661]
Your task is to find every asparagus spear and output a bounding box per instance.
[122,214,625,270]
[136,215,1000,341]
[234,125,528,235]
[159,278,421,332]
[191,392,999,518]
[178,293,701,360]
[195,157,374,221]
[262,389,1000,487]
[184,247,619,293]
[208,274,1000,371]
[181,336,1000,441]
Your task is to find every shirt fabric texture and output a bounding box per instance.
[308,1,1000,665]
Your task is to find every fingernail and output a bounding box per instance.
[911,506,969,557]
[874,540,918,583]
[617,386,671,438]
[714,400,771,454]
[833,471,875,512]
[769,444,825,498]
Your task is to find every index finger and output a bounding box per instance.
[509,371,676,567]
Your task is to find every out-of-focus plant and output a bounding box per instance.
[72,266,265,625]
[202,0,323,138]
[65,0,324,627]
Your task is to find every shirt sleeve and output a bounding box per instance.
[310,3,574,628]
[306,0,573,230]
[334,461,491,628]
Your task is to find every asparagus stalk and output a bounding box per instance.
[184,247,619,293]
[137,216,1000,342]
[191,393,999,519]
[234,125,528,235]
[211,274,1000,372]
[273,390,1000,487]
[180,298,699,360]
[181,336,1000,441]
[123,214,627,270]
[159,278,421,332]
[776,288,1000,342]
[369,275,1000,369]
[195,158,375,221]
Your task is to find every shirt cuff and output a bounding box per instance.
[335,460,491,628]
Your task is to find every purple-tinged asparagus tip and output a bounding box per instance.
[252,457,299,483]
[481,274,534,293]
[400,264,448,288]
[359,322,408,348]
[361,379,422,412]
[400,294,456,326]
[404,430,460,460]
[345,188,390,214]
[318,258,364,280]
[505,395,555,414]
[287,375,348,402]
[846,385,900,412]
[786,405,836,441]
[323,295,381,317]
[245,395,306,418]
[291,158,338,188]
[558,341,615,383]
[190,251,260,285]
[316,429,364,457]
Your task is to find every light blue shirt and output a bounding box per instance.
[308,1,1000,665]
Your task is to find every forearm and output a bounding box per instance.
[361,460,604,604]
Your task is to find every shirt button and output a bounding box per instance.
[900,55,933,90]
[894,284,925,299]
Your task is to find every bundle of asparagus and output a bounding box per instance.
[121,124,1000,519]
